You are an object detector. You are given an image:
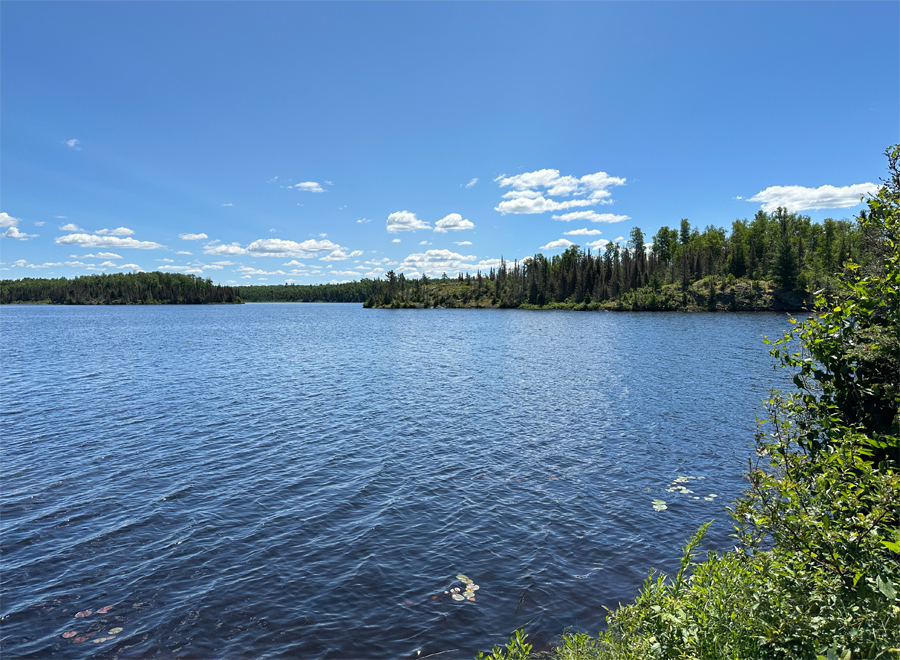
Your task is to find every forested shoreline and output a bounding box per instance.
[365,210,863,311]
[0,272,241,305]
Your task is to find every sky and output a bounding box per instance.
[2,1,898,285]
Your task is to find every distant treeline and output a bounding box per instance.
[237,279,381,303]
[365,210,865,310]
[0,272,242,305]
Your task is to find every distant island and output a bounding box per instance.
[1,211,863,310]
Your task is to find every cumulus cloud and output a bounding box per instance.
[392,238,401,243]
[454,241,472,245]
[176,250,192,255]
[387,211,430,232]
[433,213,475,233]
[55,234,165,249]
[746,183,879,212]
[1,212,21,228]
[461,258,505,271]
[160,265,205,274]
[494,169,626,215]
[2,226,38,240]
[63,138,81,150]
[203,237,354,259]
[237,266,287,276]
[94,227,135,236]
[320,249,364,261]
[552,211,630,223]
[585,238,611,250]
[59,223,85,232]
[179,232,208,240]
[495,197,595,215]
[564,228,603,235]
[293,181,325,193]
[539,238,577,250]
[465,178,478,189]
[83,252,122,259]
[397,249,477,275]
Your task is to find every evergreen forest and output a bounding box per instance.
[365,210,863,311]
[0,272,241,305]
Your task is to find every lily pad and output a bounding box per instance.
[73,636,88,644]
[108,627,123,634]
[455,574,470,582]
[62,631,78,639]
[96,606,113,614]
[75,610,92,618]
[469,584,479,591]
[467,596,476,601]
[451,593,465,601]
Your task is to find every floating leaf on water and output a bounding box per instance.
[467,596,476,601]
[697,476,706,479]
[455,574,469,582]
[703,497,714,501]
[469,584,479,591]
[443,591,449,594]
[431,596,439,600]
[665,488,676,492]
[62,631,78,639]
[75,610,92,618]
[73,636,88,644]
[709,494,717,498]
[693,496,700,500]
[93,638,106,644]
[451,594,465,601]
[96,606,113,614]
[108,627,123,634]
[651,499,666,504]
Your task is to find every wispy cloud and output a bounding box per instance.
[552,211,630,223]
[59,223,85,232]
[82,252,122,259]
[179,232,208,240]
[465,178,478,189]
[434,213,475,233]
[222,203,233,207]
[292,181,326,193]
[387,211,430,233]
[746,183,878,212]
[454,241,472,246]
[356,218,371,224]
[63,138,81,150]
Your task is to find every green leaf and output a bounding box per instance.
[877,574,897,600]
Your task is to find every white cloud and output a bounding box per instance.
[564,228,603,236]
[746,183,879,212]
[392,238,401,243]
[158,258,174,262]
[160,265,204,274]
[2,226,38,240]
[55,215,68,219]
[282,260,306,266]
[63,138,81,150]
[434,213,475,233]
[465,178,478,189]
[34,221,45,226]
[1,212,21,228]
[585,239,611,250]
[320,249,363,261]
[59,223,85,232]
[94,227,135,236]
[176,250,193,255]
[222,203,233,207]
[460,258,505,271]
[495,197,595,215]
[397,249,477,275]
[55,234,165,249]
[237,266,287,276]
[203,237,346,258]
[119,264,143,271]
[387,210,430,232]
[179,232,208,240]
[539,238,577,250]
[553,211,630,223]
[293,181,325,193]
[454,240,472,245]
[356,218,371,224]
[495,168,626,215]
[419,240,429,245]
[213,260,236,266]
[83,252,122,259]
[99,261,119,268]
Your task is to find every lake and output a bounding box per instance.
[1,304,799,659]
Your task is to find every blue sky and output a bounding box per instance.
[2,1,898,284]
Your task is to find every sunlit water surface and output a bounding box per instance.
[1,304,799,659]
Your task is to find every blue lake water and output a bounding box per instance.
[1,304,800,659]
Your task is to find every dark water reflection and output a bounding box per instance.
[1,304,799,658]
